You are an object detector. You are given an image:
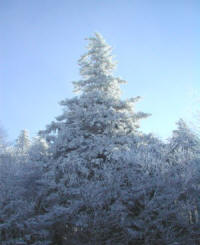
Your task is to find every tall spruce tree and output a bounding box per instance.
[38,33,150,244]
[41,33,149,162]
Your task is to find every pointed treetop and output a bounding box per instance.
[15,129,31,154]
[73,32,126,98]
[81,32,116,75]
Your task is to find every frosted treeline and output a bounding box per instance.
[0,33,200,245]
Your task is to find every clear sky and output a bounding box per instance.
[1,0,199,142]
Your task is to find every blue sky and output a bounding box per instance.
[1,0,199,142]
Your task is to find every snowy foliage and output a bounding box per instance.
[0,34,200,244]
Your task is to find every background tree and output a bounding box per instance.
[15,129,31,155]
[166,119,200,166]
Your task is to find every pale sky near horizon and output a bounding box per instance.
[1,0,199,142]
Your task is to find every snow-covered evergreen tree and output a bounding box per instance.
[41,32,149,161]
[167,119,200,165]
[15,129,31,155]
[37,32,150,244]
